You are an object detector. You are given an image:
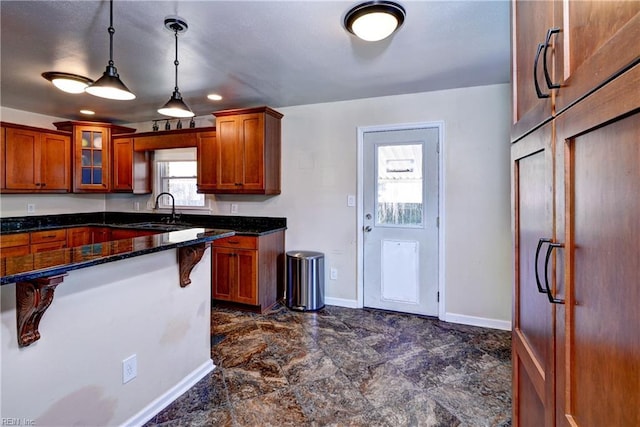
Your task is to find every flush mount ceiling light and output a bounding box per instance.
[41,72,94,94]
[158,17,194,118]
[207,93,223,101]
[344,1,406,42]
[85,0,136,100]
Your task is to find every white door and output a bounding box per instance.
[363,127,439,316]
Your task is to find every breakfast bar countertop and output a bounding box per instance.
[0,227,235,285]
[0,212,287,285]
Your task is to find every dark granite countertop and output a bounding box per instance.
[1,227,235,285]
[0,212,287,286]
[0,212,287,235]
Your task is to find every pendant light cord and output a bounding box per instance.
[108,0,114,67]
[173,28,180,92]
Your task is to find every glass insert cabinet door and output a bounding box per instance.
[74,126,110,191]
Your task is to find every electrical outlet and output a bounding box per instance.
[27,204,35,214]
[231,203,239,214]
[122,354,137,384]
[134,202,140,211]
[330,268,338,280]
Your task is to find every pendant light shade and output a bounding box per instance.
[158,90,194,118]
[42,72,94,94]
[158,17,194,118]
[344,1,406,42]
[85,0,135,100]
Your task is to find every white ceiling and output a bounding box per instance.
[0,1,511,125]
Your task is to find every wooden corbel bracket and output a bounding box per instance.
[178,243,208,287]
[16,274,67,347]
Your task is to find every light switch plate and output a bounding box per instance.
[347,195,356,207]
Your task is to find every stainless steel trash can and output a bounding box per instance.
[286,251,325,311]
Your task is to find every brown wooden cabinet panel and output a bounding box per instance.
[112,137,150,193]
[67,227,93,247]
[511,123,556,427]
[0,126,5,190]
[4,127,39,190]
[40,132,71,190]
[511,0,555,140]
[0,232,30,258]
[2,123,71,193]
[553,65,639,427]
[554,3,640,113]
[30,229,67,245]
[512,12,640,422]
[199,107,282,194]
[54,121,135,193]
[234,249,258,305]
[196,131,218,191]
[212,231,284,312]
[212,247,234,301]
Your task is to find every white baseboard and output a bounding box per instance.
[444,312,512,331]
[324,297,360,308]
[121,359,215,427]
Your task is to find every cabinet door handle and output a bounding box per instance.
[543,28,561,90]
[534,238,552,293]
[227,240,240,244]
[544,242,565,304]
[534,43,550,99]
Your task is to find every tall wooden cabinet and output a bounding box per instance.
[511,2,639,426]
[1,124,71,192]
[198,106,282,194]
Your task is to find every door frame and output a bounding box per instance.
[356,121,445,319]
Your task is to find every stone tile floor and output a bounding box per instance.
[145,304,512,426]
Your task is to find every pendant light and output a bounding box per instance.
[158,17,194,118]
[85,0,136,100]
[344,1,406,42]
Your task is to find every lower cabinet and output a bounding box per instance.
[212,231,284,312]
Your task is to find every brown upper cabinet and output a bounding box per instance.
[1,123,71,193]
[54,121,135,193]
[198,106,283,194]
[511,1,639,141]
[111,136,151,194]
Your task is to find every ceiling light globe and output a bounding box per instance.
[52,78,90,94]
[351,12,399,42]
[344,1,405,42]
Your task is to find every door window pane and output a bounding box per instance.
[376,144,423,226]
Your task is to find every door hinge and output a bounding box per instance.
[437,291,440,302]
[436,142,440,154]
[436,216,440,228]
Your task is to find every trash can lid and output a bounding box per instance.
[287,250,324,258]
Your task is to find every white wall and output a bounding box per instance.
[3,84,513,326]
[0,248,212,425]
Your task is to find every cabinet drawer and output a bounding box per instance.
[0,232,30,249]
[31,240,66,253]
[1,244,30,258]
[212,235,257,250]
[30,229,67,244]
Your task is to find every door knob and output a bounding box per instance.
[364,226,372,232]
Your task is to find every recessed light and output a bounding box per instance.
[207,93,223,101]
[80,109,96,115]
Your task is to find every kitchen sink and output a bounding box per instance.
[121,222,194,231]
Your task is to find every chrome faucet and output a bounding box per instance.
[154,192,176,223]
